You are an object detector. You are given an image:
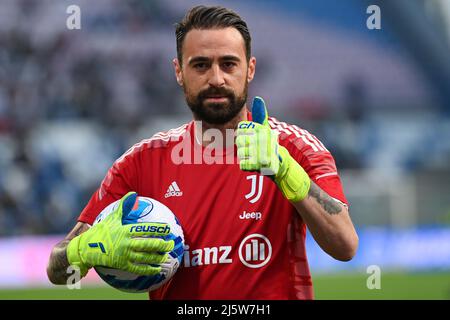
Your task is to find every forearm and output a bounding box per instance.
[293,181,358,261]
[47,222,89,285]
[47,239,72,285]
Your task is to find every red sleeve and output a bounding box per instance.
[280,129,348,206]
[78,150,138,225]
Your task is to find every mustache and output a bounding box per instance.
[198,87,234,100]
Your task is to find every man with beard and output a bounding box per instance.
[47,5,358,299]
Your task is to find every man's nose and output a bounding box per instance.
[207,64,225,87]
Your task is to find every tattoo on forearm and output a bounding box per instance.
[48,223,88,284]
[308,182,342,215]
[47,239,71,284]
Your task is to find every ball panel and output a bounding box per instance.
[96,266,166,293]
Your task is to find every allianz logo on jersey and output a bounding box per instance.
[165,181,183,198]
[183,234,272,269]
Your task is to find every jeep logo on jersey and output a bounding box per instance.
[245,175,264,203]
[238,234,272,268]
[239,210,262,220]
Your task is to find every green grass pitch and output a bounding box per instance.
[0,272,448,300]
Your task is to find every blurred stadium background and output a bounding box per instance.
[1,0,450,299]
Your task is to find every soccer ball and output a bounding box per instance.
[92,196,185,293]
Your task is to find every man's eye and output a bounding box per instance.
[194,63,208,70]
[222,62,236,69]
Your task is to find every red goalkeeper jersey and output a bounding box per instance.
[78,114,348,300]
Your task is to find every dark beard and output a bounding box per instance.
[185,82,248,125]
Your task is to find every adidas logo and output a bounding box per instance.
[165,181,183,198]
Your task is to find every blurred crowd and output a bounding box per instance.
[0,0,186,235]
[1,0,450,235]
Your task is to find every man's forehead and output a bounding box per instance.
[182,27,246,60]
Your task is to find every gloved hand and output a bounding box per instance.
[66,192,174,277]
[236,96,311,202]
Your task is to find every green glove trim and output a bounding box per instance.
[275,146,311,202]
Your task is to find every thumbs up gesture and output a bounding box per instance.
[236,96,280,176]
[236,97,311,202]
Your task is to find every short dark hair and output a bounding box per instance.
[175,5,251,65]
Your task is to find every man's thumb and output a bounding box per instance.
[251,96,269,126]
[115,191,137,220]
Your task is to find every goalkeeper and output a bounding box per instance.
[47,5,358,299]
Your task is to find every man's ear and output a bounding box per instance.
[247,57,256,83]
[173,58,183,86]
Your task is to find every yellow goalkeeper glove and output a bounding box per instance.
[236,96,311,202]
[67,192,174,277]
